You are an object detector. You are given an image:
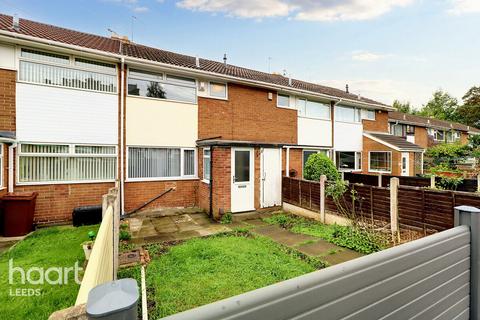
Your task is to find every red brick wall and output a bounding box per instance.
[15,182,114,225]
[414,127,429,149]
[362,136,402,176]
[124,180,198,213]
[198,83,297,143]
[363,110,389,133]
[461,132,469,144]
[211,147,231,219]
[0,68,16,132]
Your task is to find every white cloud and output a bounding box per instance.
[176,0,414,21]
[318,79,433,107]
[177,0,290,19]
[448,0,480,15]
[351,51,389,62]
[133,6,149,12]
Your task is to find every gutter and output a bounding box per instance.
[0,30,392,111]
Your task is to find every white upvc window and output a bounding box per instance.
[18,48,117,93]
[203,148,211,182]
[361,109,376,120]
[335,105,361,123]
[208,82,227,99]
[368,151,392,173]
[127,147,197,181]
[277,93,291,109]
[298,99,331,120]
[434,129,445,141]
[18,143,117,185]
[0,144,3,188]
[127,69,197,104]
[336,151,362,171]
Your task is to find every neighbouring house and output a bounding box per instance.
[2,13,437,224]
[388,111,480,149]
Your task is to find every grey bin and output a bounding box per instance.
[86,278,139,320]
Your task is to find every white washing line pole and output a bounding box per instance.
[141,265,148,320]
[120,57,125,215]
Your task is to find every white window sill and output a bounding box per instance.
[127,94,197,105]
[201,179,210,184]
[276,105,297,110]
[200,95,228,101]
[16,179,116,186]
[126,177,199,183]
[368,170,391,174]
[298,115,331,121]
[335,120,362,125]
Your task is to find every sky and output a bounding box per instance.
[1,0,480,108]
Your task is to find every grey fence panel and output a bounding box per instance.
[163,226,470,320]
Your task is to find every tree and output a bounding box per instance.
[418,90,459,121]
[456,86,480,128]
[393,100,416,114]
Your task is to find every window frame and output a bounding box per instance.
[434,129,445,142]
[202,148,211,183]
[335,105,362,123]
[361,109,376,121]
[368,151,392,174]
[208,82,228,100]
[127,68,198,104]
[18,47,118,94]
[301,99,331,120]
[276,93,292,109]
[126,146,197,182]
[335,151,362,172]
[16,142,117,185]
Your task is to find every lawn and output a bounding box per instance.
[119,231,323,318]
[263,213,388,254]
[0,225,98,320]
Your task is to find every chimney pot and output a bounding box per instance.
[346,84,349,94]
[195,56,200,68]
[12,14,19,31]
[223,53,227,66]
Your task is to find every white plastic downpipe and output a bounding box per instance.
[120,57,125,215]
[8,143,16,192]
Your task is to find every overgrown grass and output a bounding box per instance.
[0,225,98,320]
[264,213,387,254]
[119,232,321,318]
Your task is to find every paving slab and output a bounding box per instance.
[244,219,269,227]
[321,249,364,266]
[296,240,340,256]
[253,225,317,246]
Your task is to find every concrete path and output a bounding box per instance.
[127,209,363,266]
[246,221,363,266]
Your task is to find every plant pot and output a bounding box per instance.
[82,241,94,260]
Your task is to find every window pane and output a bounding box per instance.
[306,100,330,119]
[370,152,391,172]
[128,148,181,178]
[184,150,195,176]
[75,145,116,154]
[356,152,362,170]
[19,61,117,93]
[129,69,163,81]
[127,78,196,103]
[297,98,307,116]
[336,152,355,170]
[166,74,196,86]
[18,144,116,183]
[277,94,289,107]
[203,149,210,181]
[75,58,116,73]
[210,82,227,98]
[335,106,356,122]
[21,48,69,65]
[362,109,375,120]
[234,151,250,182]
[392,124,404,137]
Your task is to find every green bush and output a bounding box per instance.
[425,143,470,169]
[220,212,233,224]
[303,153,340,181]
[119,230,131,241]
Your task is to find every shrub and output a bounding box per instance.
[119,230,131,241]
[220,212,233,224]
[303,153,340,181]
[425,143,470,169]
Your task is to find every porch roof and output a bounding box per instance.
[363,132,424,152]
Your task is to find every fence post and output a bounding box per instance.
[455,205,480,320]
[477,174,480,193]
[390,177,400,243]
[378,174,382,187]
[430,175,436,189]
[320,175,326,223]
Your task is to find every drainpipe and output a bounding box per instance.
[209,146,214,218]
[8,143,17,192]
[120,57,125,215]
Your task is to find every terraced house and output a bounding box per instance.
[1,13,432,223]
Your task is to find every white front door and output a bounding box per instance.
[231,148,255,213]
[261,148,282,208]
[401,152,409,176]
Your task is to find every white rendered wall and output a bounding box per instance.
[298,117,332,147]
[126,96,197,147]
[17,83,118,144]
[0,43,15,70]
[334,122,363,151]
